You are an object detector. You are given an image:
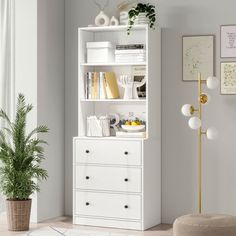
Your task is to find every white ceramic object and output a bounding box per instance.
[95,11,110,26]
[181,104,193,117]
[206,127,218,140]
[206,76,219,90]
[120,11,129,25]
[121,125,145,132]
[118,75,146,99]
[110,16,119,26]
[188,117,202,130]
[134,13,149,25]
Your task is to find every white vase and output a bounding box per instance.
[95,11,110,26]
[110,16,119,26]
[134,13,149,25]
[120,11,129,25]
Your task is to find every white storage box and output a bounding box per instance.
[86,41,114,63]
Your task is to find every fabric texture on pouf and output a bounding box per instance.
[173,214,236,236]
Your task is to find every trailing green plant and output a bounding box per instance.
[127,3,156,35]
[0,94,49,200]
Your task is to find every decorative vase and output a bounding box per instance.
[95,11,110,26]
[120,11,129,25]
[6,199,32,231]
[110,16,119,26]
[134,13,149,25]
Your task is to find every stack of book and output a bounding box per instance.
[85,72,120,99]
[115,44,146,63]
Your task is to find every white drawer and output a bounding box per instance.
[75,166,141,193]
[75,139,142,166]
[75,191,141,220]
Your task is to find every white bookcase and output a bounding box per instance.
[73,25,161,230]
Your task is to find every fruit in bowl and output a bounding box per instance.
[121,119,145,132]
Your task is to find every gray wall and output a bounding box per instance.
[37,0,65,221]
[65,0,236,223]
[15,0,65,222]
[160,0,236,223]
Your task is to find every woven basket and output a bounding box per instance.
[6,199,32,231]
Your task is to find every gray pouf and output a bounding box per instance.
[173,214,236,236]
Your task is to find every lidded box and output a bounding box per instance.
[86,41,114,63]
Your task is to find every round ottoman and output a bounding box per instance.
[173,214,236,236]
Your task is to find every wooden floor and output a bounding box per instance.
[0,213,173,236]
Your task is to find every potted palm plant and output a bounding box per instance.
[0,94,49,231]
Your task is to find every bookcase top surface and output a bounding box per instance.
[79,25,148,32]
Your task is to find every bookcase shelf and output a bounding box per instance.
[79,25,148,32]
[80,62,147,67]
[80,98,146,102]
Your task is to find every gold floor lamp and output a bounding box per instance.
[181,72,219,214]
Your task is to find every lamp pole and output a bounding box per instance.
[198,72,202,214]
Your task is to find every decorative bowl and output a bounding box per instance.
[121,125,145,132]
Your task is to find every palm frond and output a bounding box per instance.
[0,110,12,127]
[0,94,49,200]
[25,125,49,143]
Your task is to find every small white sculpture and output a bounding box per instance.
[95,11,110,26]
[110,16,119,26]
[94,0,110,26]
[118,75,146,99]
[119,11,129,25]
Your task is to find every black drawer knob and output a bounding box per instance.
[124,151,128,155]
[124,205,128,209]
[85,176,90,180]
[124,178,129,182]
[86,202,90,206]
[85,150,90,154]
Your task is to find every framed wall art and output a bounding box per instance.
[221,62,236,94]
[182,35,215,81]
[132,65,146,98]
[221,25,236,58]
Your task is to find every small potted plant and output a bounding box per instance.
[0,94,49,231]
[127,3,156,34]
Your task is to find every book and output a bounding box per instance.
[115,49,146,54]
[104,72,120,99]
[87,72,92,99]
[116,44,145,50]
[86,72,99,99]
[85,72,119,99]
[99,72,107,99]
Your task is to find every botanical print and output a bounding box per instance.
[221,62,236,94]
[183,35,214,81]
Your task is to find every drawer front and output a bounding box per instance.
[75,139,142,166]
[75,191,141,220]
[76,166,141,193]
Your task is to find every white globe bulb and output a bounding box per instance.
[188,117,202,130]
[181,104,193,117]
[206,76,219,90]
[206,127,218,140]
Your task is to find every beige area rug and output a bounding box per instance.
[22,227,172,236]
